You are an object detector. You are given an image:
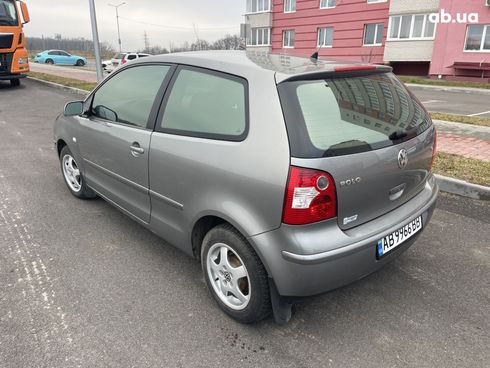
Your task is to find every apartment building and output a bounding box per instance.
[243,0,490,81]
[244,0,273,51]
[384,0,440,76]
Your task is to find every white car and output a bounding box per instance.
[110,52,127,68]
[102,59,113,72]
[121,52,151,66]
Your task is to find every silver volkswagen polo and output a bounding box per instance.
[54,51,438,324]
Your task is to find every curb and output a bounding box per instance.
[435,175,490,201]
[26,76,89,96]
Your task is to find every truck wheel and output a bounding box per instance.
[45,59,54,65]
[201,224,272,323]
[10,79,20,87]
[76,59,85,67]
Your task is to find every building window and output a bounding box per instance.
[388,14,435,40]
[283,30,295,48]
[320,0,336,9]
[318,27,334,47]
[246,0,271,14]
[464,25,490,52]
[247,28,271,46]
[284,0,296,13]
[364,23,384,46]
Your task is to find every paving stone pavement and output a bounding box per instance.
[434,120,490,162]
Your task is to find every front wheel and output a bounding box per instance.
[45,59,54,65]
[201,224,271,323]
[59,146,96,199]
[10,79,20,87]
[76,59,85,66]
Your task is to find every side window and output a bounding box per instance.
[48,51,57,55]
[59,51,70,56]
[91,65,171,128]
[159,68,248,141]
[127,54,137,60]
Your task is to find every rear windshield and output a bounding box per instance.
[278,72,432,158]
[114,53,126,59]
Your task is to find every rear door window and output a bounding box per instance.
[158,67,248,141]
[278,72,432,158]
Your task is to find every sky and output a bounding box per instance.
[22,0,244,51]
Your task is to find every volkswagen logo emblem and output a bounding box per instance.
[398,149,408,169]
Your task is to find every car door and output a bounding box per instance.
[76,63,175,223]
[59,51,73,65]
[47,51,58,63]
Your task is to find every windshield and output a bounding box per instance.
[0,0,18,26]
[278,72,432,158]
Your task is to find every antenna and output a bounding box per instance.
[311,44,323,61]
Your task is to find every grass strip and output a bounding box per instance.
[433,152,490,187]
[27,71,96,92]
[430,112,490,128]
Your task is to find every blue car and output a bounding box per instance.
[34,50,87,66]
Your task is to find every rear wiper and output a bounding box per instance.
[388,131,408,141]
[389,127,419,141]
[322,140,372,157]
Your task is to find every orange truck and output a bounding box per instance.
[0,0,30,86]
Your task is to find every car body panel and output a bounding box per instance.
[54,51,439,299]
[250,174,438,296]
[77,117,152,223]
[148,64,290,253]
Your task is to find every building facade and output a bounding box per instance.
[243,0,490,81]
[271,0,390,63]
[429,0,490,81]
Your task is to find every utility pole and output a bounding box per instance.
[88,0,104,82]
[109,2,126,53]
[143,30,150,53]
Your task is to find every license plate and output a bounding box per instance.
[377,216,422,258]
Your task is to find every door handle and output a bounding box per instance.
[130,143,145,156]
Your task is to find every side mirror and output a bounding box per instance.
[64,101,84,116]
[20,1,30,24]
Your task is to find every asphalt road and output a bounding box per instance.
[1,79,489,368]
[408,84,490,119]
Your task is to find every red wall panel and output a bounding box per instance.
[271,0,390,63]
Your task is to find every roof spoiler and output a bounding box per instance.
[277,65,393,83]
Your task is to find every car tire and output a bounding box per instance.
[76,59,85,67]
[10,79,20,87]
[59,146,96,199]
[45,59,54,65]
[201,224,271,323]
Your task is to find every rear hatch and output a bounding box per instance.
[278,68,436,230]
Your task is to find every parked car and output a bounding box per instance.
[120,52,151,65]
[109,52,127,69]
[102,59,113,72]
[54,51,438,324]
[34,50,87,66]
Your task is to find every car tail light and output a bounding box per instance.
[282,166,337,225]
[121,58,127,65]
[429,128,437,171]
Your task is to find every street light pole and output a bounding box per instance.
[109,2,126,53]
[88,0,104,82]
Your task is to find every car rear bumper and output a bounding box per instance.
[249,174,439,297]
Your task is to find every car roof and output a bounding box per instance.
[134,50,391,83]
